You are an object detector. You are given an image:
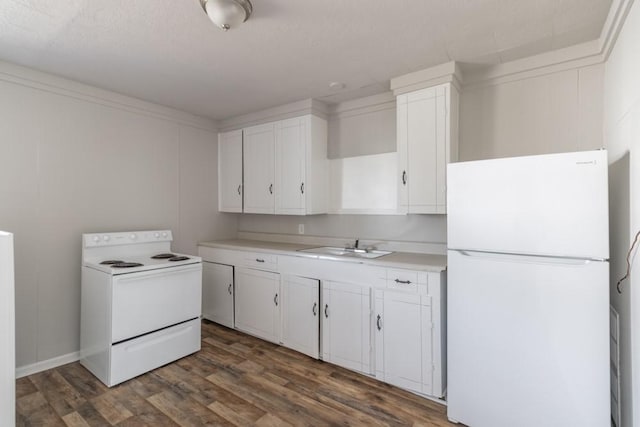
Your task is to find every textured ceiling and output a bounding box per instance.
[0,0,612,120]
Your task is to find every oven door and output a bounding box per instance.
[111,263,202,343]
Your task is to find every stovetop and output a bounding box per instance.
[85,252,202,275]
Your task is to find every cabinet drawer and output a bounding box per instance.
[386,269,419,292]
[242,252,278,270]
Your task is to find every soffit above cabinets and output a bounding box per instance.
[0,0,612,120]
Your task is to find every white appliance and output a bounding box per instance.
[446,150,610,427]
[0,231,15,427]
[80,230,202,387]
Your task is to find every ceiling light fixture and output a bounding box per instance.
[199,0,253,31]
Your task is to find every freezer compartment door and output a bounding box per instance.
[447,250,610,427]
[447,150,609,259]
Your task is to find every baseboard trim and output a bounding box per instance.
[16,351,80,379]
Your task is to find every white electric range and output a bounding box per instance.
[80,230,202,387]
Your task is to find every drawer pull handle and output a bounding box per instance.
[376,314,382,331]
[228,284,232,295]
[312,302,317,316]
[324,304,329,318]
[256,258,265,263]
[274,293,279,306]
[394,279,412,284]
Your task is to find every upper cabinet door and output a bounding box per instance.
[243,122,276,214]
[275,117,307,215]
[218,130,243,213]
[396,83,458,214]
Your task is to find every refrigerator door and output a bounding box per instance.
[447,249,610,427]
[447,150,609,260]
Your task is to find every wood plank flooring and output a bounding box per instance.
[16,320,455,426]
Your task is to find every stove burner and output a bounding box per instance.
[100,260,124,265]
[151,253,176,259]
[168,256,190,262]
[111,262,144,269]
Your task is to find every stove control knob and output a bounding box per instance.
[102,235,110,242]
[154,232,160,238]
[162,232,168,238]
[130,234,137,240]
[92,236,100,243]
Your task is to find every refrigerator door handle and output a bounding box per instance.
[451,249,602,266]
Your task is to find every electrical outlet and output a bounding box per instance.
[298,224,305,234]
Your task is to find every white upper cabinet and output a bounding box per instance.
[218,130,243,213]
[221,114,328,215]
[243,122,277,214]
[397,83,459,214]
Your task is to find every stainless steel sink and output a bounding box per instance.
[297,246,393,259]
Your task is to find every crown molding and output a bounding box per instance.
[390,61,463,95]
[461,0,634,89]
[327,91,396,121]
[218,98,329,132]
[600,0,635,60]
[0,60,218,131]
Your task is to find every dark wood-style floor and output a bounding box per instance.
[16,320,455,426]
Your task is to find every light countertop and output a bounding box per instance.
[199,239,447,272]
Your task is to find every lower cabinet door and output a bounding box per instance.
[281,275,320,358]
[375,290,433,395]
[234,267,281,344]
[322,281,371,374]
[202,262,235,328]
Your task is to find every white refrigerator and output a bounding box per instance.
[446,150,610,427]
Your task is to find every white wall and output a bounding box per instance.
[604,1,640,425]
[461,63,604,161]
[0,62,237,369]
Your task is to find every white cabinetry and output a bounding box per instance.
[234,267,281,343]
[221,115,328,215]
[322,281,371,374]
[202,262,234,328]
[243,123,276,214]
[218,129,243,213]
[275,115,328,215]
[397,83,458,214]
[281,275,320,358]
[375,269,446,398]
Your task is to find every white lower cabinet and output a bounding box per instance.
[322,281,372,374]
[234,267,281,344]
[202,262,235,328]
[281,275,320,358]
[375,290,433,395]
[198,246,445,401]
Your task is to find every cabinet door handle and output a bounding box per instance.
[402,170,407,185]
[312,302,317,316]
[274,293,279,306]
[324,304,329,318]
[269,184,273,194]
[237,185,241,195]
[228,284,232,295]
[394,279,412,284]
[255,258,265,263]
[300,182,304,194]
[376,314,382,331]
